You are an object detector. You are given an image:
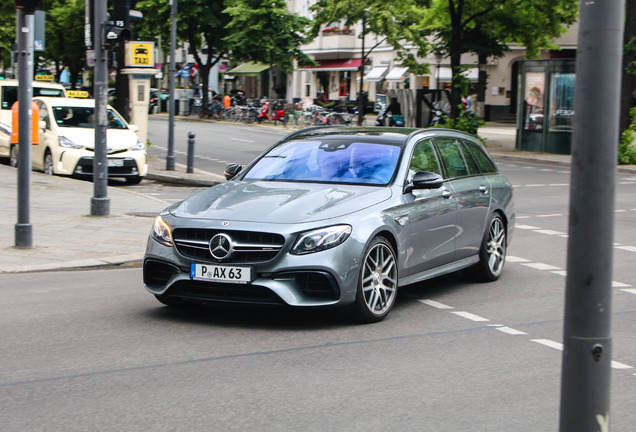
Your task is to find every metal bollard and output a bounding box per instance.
[186,131,195,173]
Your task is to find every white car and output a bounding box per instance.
[31,97,147,184]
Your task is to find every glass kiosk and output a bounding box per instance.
[517,59,576,155]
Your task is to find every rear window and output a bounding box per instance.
[2,85,65,110]
[463,140,498,173]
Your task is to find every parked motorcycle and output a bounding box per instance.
[258,99,288,126]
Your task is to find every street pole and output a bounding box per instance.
[91,0,110,216]
[166,0,177,170]
[357,15,365,126]
[15,8,33,248]
[559,0,624,430]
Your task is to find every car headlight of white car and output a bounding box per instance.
[59,136,83,149]
[130,139,145,151]
[291,225,352,255]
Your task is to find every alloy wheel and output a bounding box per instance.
[360,241,398,316]
[486,217,506,277]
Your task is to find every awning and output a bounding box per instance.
[299,58,363,72]
[436,66,479,81]
[226,62,269,76]
[385,66,409,81]
[365,66,388,81]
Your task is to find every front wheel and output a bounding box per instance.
[10,144,18,167]
[470,214,507,281]
[350,236,398,323]
[43,150,54,175]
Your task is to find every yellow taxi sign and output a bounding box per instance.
[35,75,55,81]
[126,42,154,67]
[67,90,90,98]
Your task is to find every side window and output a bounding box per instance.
[2,87,17,110]
[458,140,481,174]
[37,101,50,129]
[408,139,441,182]
[463,140,498,173]
[434,138,469,178]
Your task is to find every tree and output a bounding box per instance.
[0,3,15,74]
[309,0,422,124]
[40,0,87,88]
[135,0,232,115]
[413,0,578,118]
[224,0,312,99]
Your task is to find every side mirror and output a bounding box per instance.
[224,163,243,180]
[128,124,139,133]
[38,120,46,130]
[412,171,444,190]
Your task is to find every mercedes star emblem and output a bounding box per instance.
[209,233,233,260]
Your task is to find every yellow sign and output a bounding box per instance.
[126,42,154,67]
[35,75,54,81]
[67,90,90,98]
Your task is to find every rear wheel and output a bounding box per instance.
[350,236,398,323]
[471,214,507,281]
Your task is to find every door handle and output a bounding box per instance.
[442,189,452,199]
[479,185,488,194]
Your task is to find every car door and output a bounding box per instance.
[433,137,491,261]
[399,138,457,276]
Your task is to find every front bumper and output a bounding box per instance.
[142,226,364,308]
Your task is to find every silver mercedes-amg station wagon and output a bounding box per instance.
[143,127,515,323]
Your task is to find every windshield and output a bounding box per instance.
[52,106,127,129]
[243,139,401,185]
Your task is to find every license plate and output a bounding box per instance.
[190,263,251,284]
[108,159,124,167]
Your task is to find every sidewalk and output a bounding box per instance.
[0,120,633,274]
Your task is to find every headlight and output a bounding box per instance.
[59,136,83,149]
[130,139,145,151]
[291,225,352,255]
[151,216,173,246]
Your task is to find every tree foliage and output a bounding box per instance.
[413,0,578,117]
[0,3,15,72]
[136,0,232,110]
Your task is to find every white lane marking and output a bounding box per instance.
[537,214,564,218]
[532,339,563,351]
[516,225,541,230]
[522,262,562,271]
[526,184,547,187]
[506,255,531,263]
[552,270,568,277]
[495,326,528,335]
[452,311,490,322]
[534,229,566,236]
[418,299,453,309]
[612,281,632,288]
[612,361,634,370]
[231,137,254,143]
[616,246,636,252]
[621,289,636,295]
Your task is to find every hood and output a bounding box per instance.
[170,181,392,224]
[58,128,138,151]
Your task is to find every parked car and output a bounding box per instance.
[0,121,12,166]
[143,127,515,322]
[149,88,170,114]
[24,97,147,183]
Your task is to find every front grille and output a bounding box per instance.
[74,156,138,176]
[173,229,285,264]
[168,280,285,305]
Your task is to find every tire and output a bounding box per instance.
[43,150,54,175]
[350,236,398,323]
[471,214,507,281]
[125,176,142,185]
[9,144,18,167]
